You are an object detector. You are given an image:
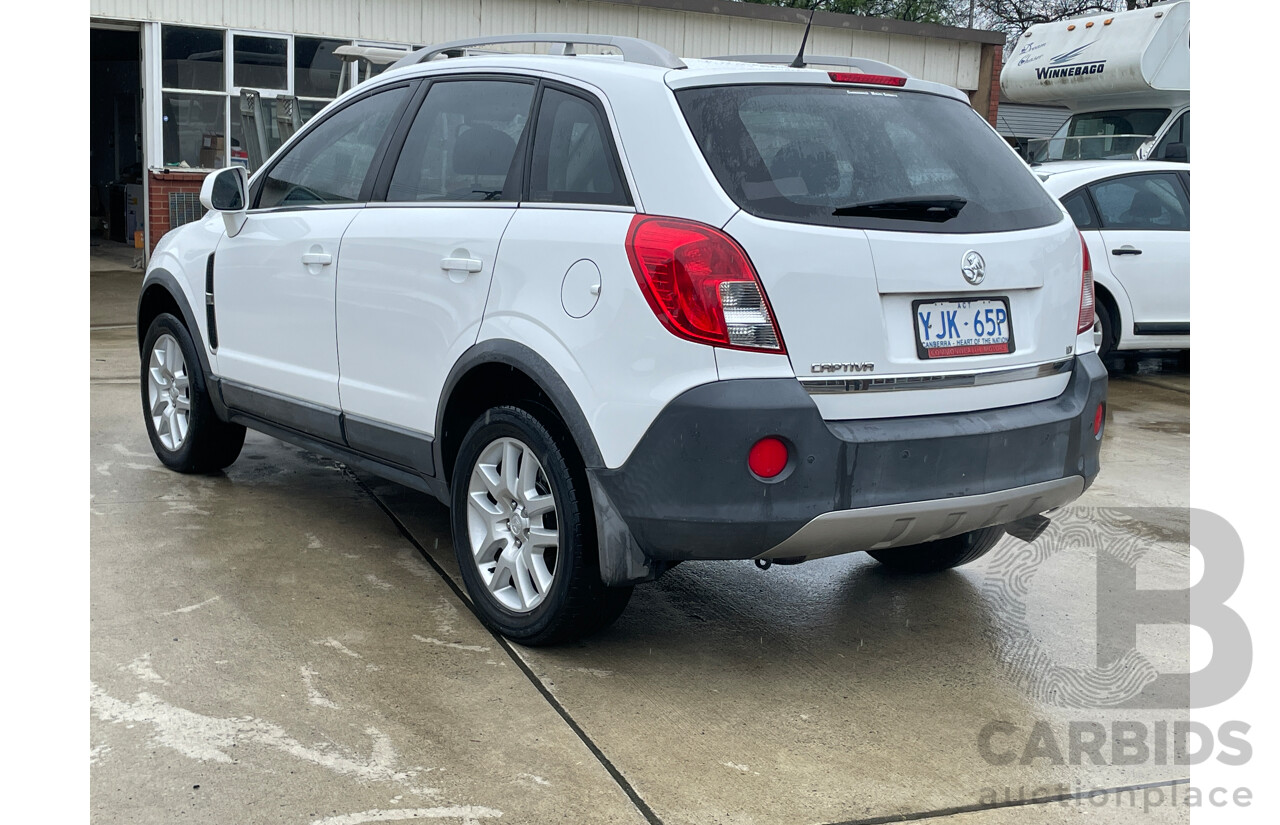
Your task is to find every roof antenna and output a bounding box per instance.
[790,6,817,69]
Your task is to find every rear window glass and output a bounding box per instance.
[676,84,1063,234]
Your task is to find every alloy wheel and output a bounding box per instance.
[465,437,560,612]
[147,333,191,451]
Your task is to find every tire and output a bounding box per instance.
[141,313,245,473]
[450,405,632,646]
[1094,301,1118,363]
[867,526,1005,574]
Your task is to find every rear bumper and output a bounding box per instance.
[589,352,1106,580]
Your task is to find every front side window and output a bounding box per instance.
[678,84,1061,234]
[258,85,409,209]
[528,88,629,206]
[1154,111,1190,161]
[387,80,534,202]
[1088,173,1189,232]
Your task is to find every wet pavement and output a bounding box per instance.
[92,271,1191,825]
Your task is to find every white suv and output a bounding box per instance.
[138,35,1107,644]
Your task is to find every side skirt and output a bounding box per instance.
[214,378,449,505]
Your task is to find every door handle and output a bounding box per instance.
[1111,247,1143,256]
[441,257,483,274]
[300,251,333,266]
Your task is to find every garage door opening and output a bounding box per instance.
[91,25,144,271]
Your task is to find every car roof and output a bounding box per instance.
[374,52,970,104]
[1036,160,1190,194]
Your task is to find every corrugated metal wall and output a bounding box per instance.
[90,0,988,90]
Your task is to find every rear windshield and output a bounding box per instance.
[676,84,1063,234]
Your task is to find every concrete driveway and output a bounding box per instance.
[91,270,1191,825]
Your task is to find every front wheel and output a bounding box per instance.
[450,406,631,646]
[867,526,1005,573]
[140,313,245,473]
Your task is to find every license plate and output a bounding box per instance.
[913,298,1013,359]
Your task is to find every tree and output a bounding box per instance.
[973,1,1165,40]
[736,1,964,26]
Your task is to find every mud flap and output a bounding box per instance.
[587,471,659,586]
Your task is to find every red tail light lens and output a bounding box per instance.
[625,215,785,353]
[1078,232,1095,334]
[828,71,907,87]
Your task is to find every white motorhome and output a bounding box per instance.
[1002,0,1189,163]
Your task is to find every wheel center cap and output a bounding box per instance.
[509,509,529,540]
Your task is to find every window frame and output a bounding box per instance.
[247,78,420,212]
[229,29,292,96]
[156,24,372,172]
[1083,171,1190,233]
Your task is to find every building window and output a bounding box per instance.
[161,26,224,91]
[295,37,346,99]
[160,26,227,169]
[161,92,227,168]
[233,34,288,91]
[157,26,409,172]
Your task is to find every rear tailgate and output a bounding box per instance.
[725,212,1080,419]
[676,78,1082,420]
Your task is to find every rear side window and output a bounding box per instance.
[1061,190,1097,229]
[676,84,1063,234]
[258,85,409,208]
[528,88,629,206]
[387,79,534,202]
[1088,173,1189,232]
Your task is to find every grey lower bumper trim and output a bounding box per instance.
[756,476,1085,560]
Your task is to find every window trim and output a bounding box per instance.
[522,79,634,208]
[229,29,292,96]
[370,73,539,205]
[1082,171,1191,233]
[248,78,420,212]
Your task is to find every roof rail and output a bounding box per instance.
[390,33,686,71]
[708,54,911,79]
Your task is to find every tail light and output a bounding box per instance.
[626,215,785,353]
[828,71,907,87]
[1078,232,1095,334]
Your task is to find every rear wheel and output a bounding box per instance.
[141,313,245,473]
[867,526,1005,573]
[1094,301,1118,363]
[450,405,631,645]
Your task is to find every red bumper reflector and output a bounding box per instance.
[1093,403,1105,438]
[748,437,789,479]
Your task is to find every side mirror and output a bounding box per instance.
[199,167,249,236]
[1163,143,1189,163]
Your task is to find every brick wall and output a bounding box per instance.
[147,170,210,255]
[988,47,1003,127]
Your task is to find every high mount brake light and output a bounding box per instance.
[828,71,907,87]
[1078,232,1095,334]
[625,216,785,354]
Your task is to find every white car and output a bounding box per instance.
[1038,160,1190,360]
[138,34,1107,644]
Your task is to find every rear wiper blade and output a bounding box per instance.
[833,196,967,221]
